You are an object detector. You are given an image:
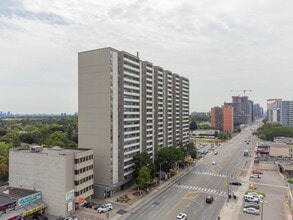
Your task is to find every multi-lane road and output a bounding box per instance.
[127,124,258,220]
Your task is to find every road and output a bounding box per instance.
[127,124,256,220]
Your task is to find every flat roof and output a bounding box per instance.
[10,145,93,156]
[0,195,16,205]
[0,186,39,200]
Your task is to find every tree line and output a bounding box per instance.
[0,116,78,182]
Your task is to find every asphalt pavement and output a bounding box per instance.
[71,150,293,220]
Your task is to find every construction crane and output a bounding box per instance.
[231,89,252,96]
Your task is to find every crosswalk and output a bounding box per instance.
[191,171,235,179]
[172,184,227,197]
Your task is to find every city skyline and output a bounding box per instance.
[1,0,293,114]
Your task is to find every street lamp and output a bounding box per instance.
[159,161,167,189]
[260,199,268,220]
[104,186,109,220]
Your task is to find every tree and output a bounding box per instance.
[189,120,197,130]
[136,166,152,189]
[218,131,231,141]
[0,131,20,147]
[44,131,77,147]
[133,152,155,178]
[155,147,184,172]
[0,142,10,182]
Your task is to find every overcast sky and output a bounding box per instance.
[1,0,293,114]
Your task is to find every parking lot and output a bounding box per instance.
[238,168,289,220]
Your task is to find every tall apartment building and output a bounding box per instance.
[281,101,293,126]
[78,47,189,198]
[211,106,223,131]
[223,105,234,132]
[267,99,282,123]
[9,146,94,217]
[225,96,253,125]
[211,105,233,132]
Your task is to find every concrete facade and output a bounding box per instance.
[270,142,293,158]
[9,146,94,217]
[78,47,189,199]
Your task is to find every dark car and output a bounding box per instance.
[84,202,96,208]
[206,195,214,204]
[229,181,242,186]
[32,213,48,220]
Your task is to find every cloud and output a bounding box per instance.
[0,0,293,113]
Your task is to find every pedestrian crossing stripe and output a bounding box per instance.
[173,184,227,197]
[191,171,236,179]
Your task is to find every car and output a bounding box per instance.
[64,217,78,220]
[252,169,263,174]
[229,181,242,186]
[206,195,214,204]
[92,203,103,210]
[250,174,261,178]
[176,213,187,220]
[212,161,216,165]
[243,203,260,209]
[244,196,259,203]
[32,213,49,220]
[243,207,260,215]
[247,192,264,199]
[83,202,96,208]
[249,184,257,190]
[97,203,113,213]
[214,151,218,155]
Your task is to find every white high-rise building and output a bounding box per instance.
[78,47,189,198]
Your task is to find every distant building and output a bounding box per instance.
[224,95,254,125]
[9,146,94,217]
[281,100,293,126]
[267,98,282,123]
[270,142,293,158]
[211,105,233,132]
[211,106,222,131]
[223,105,233,132]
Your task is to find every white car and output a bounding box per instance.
[243,207,260,215]
[212,161,216,165]
[247,192,264,199]
[64,217,78,220]
[244,195,259,203]
[250,174,261,178]
[97,203,113,213]
[176,213,187,220]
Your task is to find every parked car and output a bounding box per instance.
[32,213,49,220]
[97,203,113,213]
[229,181,242,186]
[64,217,78,220]
[247,192,264,199]
[212,161,216,165]
[92,203,103,210]
[206,195,214,204]
[176,213,187,220]
[244,195,259,203]
[250,174,261,178]
[243,202,260,209]
[252,169,263,174]
[243,207,260,215]
[83,202,96,208]
[214,151,218,155]
[249,184,257,190]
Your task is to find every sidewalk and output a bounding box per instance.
[109,167,189,220]
[217,156,254,220]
